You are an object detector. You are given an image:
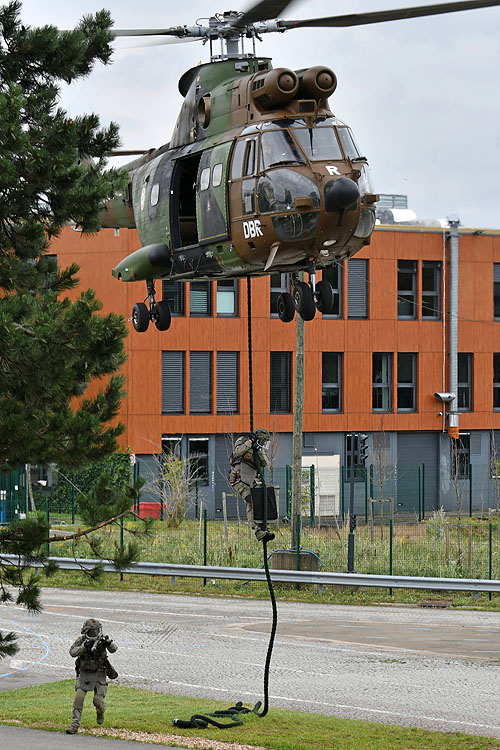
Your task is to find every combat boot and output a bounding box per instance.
[96,711,104,724]
[254,525,275,542]
[65,727,78,734]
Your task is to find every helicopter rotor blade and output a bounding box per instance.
[112,27,190,38]
[277,0,500,30]
[234,0,295,26]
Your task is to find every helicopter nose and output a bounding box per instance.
[324,177,359,213]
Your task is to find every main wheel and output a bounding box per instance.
[315,280,335,314]
[293,281,316,321]
[132,302,150,332]
[152,300,171,331]
[277,292,295,323]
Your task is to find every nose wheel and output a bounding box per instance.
[131,281,171,332]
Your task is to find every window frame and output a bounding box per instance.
[322,352,342,413]
[397,352,417,412]
[421,260,441,319]
[189,281,212,317]
[457,353,473,412]
[216,351,239,415]
[372,352,392,413]
[188,437,209,487]
[270,351,292,414]
[189,351,212,414]
[451,434,470,481]
[494,354,500,411]
[162,280,185,316]
[397,260,418,319]
[216,279,238,317]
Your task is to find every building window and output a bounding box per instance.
[270,273,290,316]
[217,351,239,414]
[190,281,212,316]
[270,352,292,413]
[397,353,417,411]
[161,351,184,414]
[347,258,368,319]
[373,353,392,412]
[494,264,500,319]
[189,437,209,486]
[451,434,470,480]
[422,261,441,319]
[494,354,500,410]
[162,280,185,316]
[322,352,342,412]
[458,353,472,412]
[322,265,341,318]
[398,260,417,319]
[217,279,238,316]
[162,436,182,458]
[189,352,212,413]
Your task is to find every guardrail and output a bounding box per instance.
[3,554,500,593]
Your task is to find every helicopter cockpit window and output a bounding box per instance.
[212,163,223,188]
[243,140,256,176]
[337,127,362,160]
[231,140,246,179]
[259,131,306,171]
[293,127,342,161]
[150,183,160,206]
[200,167,211,191]
[257,169,320,214]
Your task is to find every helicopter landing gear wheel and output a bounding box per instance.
[132,302,150,332]
[277,292,295,323]
[293,281,316,321]
[315,280,335,314]
[151,300,171,331]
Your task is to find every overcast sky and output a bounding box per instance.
[16,0,500,228]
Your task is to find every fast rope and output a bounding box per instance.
[173,277,278,730]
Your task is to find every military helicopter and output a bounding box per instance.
[102,0,500,332]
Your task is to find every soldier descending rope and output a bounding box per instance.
[66,618,118,735]
[228,428,275,542]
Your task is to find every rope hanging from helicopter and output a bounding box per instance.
[173,277,277,730]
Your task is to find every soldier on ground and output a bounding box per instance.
[66,618,118,735]
[228,428,275,542]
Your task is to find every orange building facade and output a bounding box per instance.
[51,224,500,518]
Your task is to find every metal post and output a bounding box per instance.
[195,480,199,520]
[417,465,422,522]
[309,465,315,526]
[120,516,124,582]
[422,463,426,520]
[469,464,473,517]
[46,495,50,557]
[286,465,292,517]
[71,475,75,524]
[389,517,393,596]
[296,513,301,589]
[203,509,207,586]
[489,518,493,602]
[364,467,368,523]
[340,466,345,520]
[347,433,356,573]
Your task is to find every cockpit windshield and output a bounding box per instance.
[337,127,363,159]
[292,126,343,161]
[260,130,306,170]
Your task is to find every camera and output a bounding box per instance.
[434,392,456,403]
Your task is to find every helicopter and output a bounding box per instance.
[102,0,500,332]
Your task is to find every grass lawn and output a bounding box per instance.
[1,680,499,750]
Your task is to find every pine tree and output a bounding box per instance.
[0,2,142,658]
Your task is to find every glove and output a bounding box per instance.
[84,638,93,650]
[103,635,112,646]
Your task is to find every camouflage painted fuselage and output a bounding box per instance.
[104,57,377,284]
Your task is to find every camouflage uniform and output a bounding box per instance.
[228,429,274,541]
[66,618,118,735]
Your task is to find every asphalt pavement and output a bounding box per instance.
[0,724,185,749]
[2,587,500,740]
